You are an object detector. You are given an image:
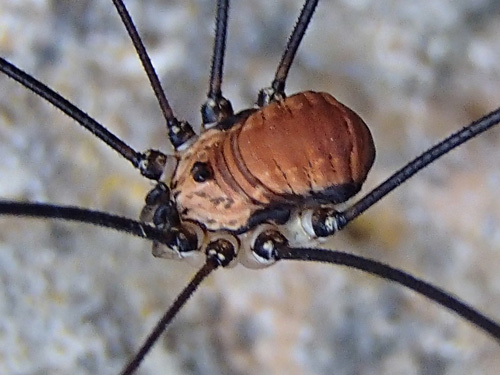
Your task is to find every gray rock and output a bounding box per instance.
[1,1,499,374]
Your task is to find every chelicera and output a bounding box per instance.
[1,0,500,374]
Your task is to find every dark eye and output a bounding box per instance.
[191,162,213,182]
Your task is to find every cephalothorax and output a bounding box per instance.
[1,0,500,374]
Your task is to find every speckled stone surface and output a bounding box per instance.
[1,1,500,374]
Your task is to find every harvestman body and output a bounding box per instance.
[144,90,374,267]
[1,0,500,374]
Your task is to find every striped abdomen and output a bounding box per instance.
[171,91,375,232]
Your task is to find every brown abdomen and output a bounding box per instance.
[224,91,375,204]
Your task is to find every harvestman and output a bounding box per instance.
[1,0,500,374]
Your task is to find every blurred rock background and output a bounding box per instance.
[1,0,500,374]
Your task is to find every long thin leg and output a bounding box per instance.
[274,245,500,342]
[0,57,168,180]
[340,106,500,227]
[112,0,195,149]
[246,229,500,342]
[0,57,142,168]
[308,105,500,237]
[201,0,234,127]
[258,0,319,106]
[0,201,167,243]
[120,260,218,375]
